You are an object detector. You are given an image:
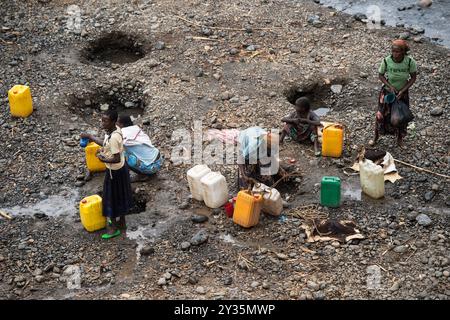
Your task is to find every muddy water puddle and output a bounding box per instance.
[1,188,80,218]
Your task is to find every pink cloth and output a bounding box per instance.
[206,129,240,144]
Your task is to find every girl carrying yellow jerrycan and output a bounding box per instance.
[8,85,33,117]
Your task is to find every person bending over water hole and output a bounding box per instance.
[117,115,164,183]
[81,110,133,239]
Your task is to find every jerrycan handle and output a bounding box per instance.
[251,182,273,197]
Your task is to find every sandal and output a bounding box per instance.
[101,229,121,239]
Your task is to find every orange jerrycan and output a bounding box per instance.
[322,124,344,158]
[8,85,33,117]
[233,190,263,228]
[79,195,106,232]
[85,142,106,172]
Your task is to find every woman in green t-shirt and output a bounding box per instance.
[372,39,417,146]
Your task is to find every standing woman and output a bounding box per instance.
[81,110,133,239]
[372,39,417,146]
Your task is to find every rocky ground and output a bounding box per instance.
[0,0,449,300]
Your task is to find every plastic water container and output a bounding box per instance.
[360,159,385,199]
[85,142,106,172]
[322,124,344,158]
[8,85,33,117]
[200,171,229,208]
[79,195,106,232]
[252,183,283,216]
[127,153,138,167]
[187,165,211,201]
[80,137,89,147]
[320,176,341,207]
[233,190,263,228]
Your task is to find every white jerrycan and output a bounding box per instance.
[252,183,283,216]
[187,165,211,201]
[359,159,385,199]
[200,171,229,209]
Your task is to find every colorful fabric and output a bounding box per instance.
[124,146,163,175]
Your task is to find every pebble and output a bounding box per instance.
[140,245,155,256]
[148,59,160,68]
[164,272,172,280]
[331,85,343,94]
[223,276,233,285]
[399,32,410,40]
[181,241,191,250]
[424,191,435,201]
[178,202,189,210]
[430,107,443,116]
[191,229,209,246]
[229,97,240,104]
[418,0,433,8]
[154,41,165,50]
[75,181,85,187]
[201,27,212,36]
[220,91,233,101]
[157,278,166,286]
[262,282,270,289]
[353,13,367,21]
[313,291,325,300]
[246,45,256,52]
[394,245,408,254]
[191,215,208,223]
[196,286,206,294]
[331,241,340,248]
[124,102,135,108]
[229,48,239,55]
[389,280,402,292]
[188,276,198,285]
[251,281,260,288]
[276,253,288,260]
[195,69,204,77]
[406,211,419,221]
[416,214,432,227]
[307,281,319,291]
[443,271,449,277]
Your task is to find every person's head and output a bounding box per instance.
[391,39,409,61]
[295,97,311,113]
[101,109,118,131]
[117,115,133,128]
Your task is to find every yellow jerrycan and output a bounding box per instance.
[233,190,263,228]
[8,85,33,117]
[85,142,106,172]
[79,195,106,232]
[322,124,344,158]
